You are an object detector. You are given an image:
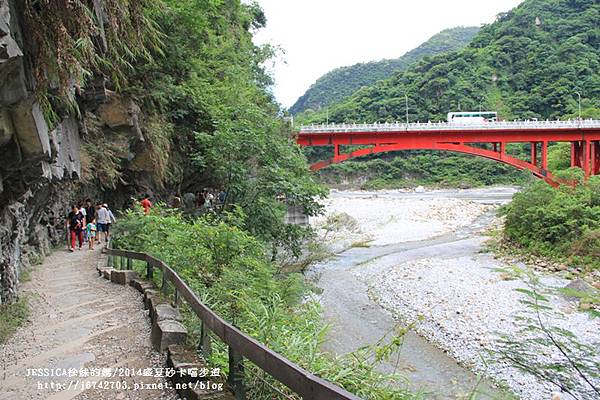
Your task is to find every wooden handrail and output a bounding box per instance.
[104,246,362,400]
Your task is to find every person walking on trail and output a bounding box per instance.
[85,198,96,225]
[140,195,152,215]
[86,218,97,250]
[83,199,95,242]
[104,203,116,242]
[66,205,84,252]
[96,203,110,244]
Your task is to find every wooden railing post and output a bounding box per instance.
[173,287,179,308]
[126,257,132,270]
[120,256,124,270]
[228,346,245,400]
[146,261,153,280]
[198,321,212,358]
[161,273,168,295]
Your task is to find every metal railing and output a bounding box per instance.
[104,246,361,400]
[299,119,600,133]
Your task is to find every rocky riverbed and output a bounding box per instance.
[311,187,600,400]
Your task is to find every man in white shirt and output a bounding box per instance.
[96,204,110,244]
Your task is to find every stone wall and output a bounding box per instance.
[0,0,84,304]
[0,1,172,304]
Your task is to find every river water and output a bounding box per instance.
[309,187,519,399]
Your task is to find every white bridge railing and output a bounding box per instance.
[299,119,600,133]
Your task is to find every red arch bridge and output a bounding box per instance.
[295,119,600,187]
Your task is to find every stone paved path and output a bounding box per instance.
[0,245,177,400]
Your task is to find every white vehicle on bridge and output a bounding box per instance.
[447,111,498,124]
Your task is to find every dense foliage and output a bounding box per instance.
[501,175,600,271]
[112,207,418,400]
[22,0,162,121]
[124,0,325,253]
[28,0,326,255]
[290,27,479,115]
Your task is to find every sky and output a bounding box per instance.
[253,0,524,108]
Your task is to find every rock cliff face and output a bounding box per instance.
[0,0,156,304]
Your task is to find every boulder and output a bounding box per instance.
[562,278,596,301]
[11,98,50,157]
[129,278,155,293]
[96,94,143,140]
[143,288,159,309]
[148,295,168,320]
[110,269,138,285]
[153,303,182,325]
[48,118,81,180]
[102,268,115,280]
[151,319,187,352]
[0,0,27,105]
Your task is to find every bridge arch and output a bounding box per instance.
[310,142,565,187]
[298,120,600,187]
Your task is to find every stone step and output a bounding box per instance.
[129,278,156,293]
[101,268,115,280]
[152,303,182,325]
[143,288,160,309]
[151,320,187,352]
[110,269,139,285]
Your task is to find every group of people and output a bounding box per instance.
[66,200,116,252]
[196,188,226,210]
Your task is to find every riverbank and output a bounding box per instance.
[310,187,600,400]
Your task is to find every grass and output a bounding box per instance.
[0,296,30,344]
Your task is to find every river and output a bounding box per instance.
[308,187,599,400]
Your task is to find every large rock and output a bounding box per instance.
[143,288,159,309]
[49,118,81,179]
[96,93,143,140]
[151,319,187,352]
[129,278,155,293]
[0,108,14,146]
[0,0,27,106]
[153,303,182,325]
[110,269,139,285]
[167,345,232,400]
[11,98,50,157]
[562,278,597,301]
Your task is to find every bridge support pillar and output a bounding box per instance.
[583,140,591,178]
[333,144,340,162]
[571,141,583,169]
[592,141,600,176]
[541,141,548,170]
[530,142,538,166]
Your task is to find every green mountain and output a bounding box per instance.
[304,0,599,124]
[289,26,480,114]
[300,0,600,188]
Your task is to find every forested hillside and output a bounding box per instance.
[289,26,479,114]
[1,0,324,302]
[298,0,599,188]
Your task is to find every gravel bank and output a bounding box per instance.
[312,190,491,252]
[315,188,600,400]
[356,256,600,400]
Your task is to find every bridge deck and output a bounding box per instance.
[299,119,600,134]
